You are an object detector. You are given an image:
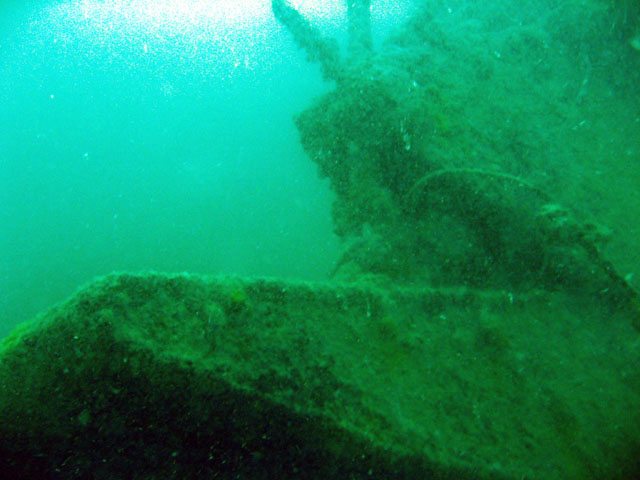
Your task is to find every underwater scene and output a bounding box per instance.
[1,0,640,478]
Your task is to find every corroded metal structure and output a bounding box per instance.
[272,0,640,323]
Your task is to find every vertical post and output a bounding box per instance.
[347,0,373,57]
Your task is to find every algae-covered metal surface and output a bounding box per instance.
[1,272,639,479]
[2,0,640,478]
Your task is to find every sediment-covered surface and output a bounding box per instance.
[0,272,638,479]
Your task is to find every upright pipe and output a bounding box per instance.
[346,0,373,57]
